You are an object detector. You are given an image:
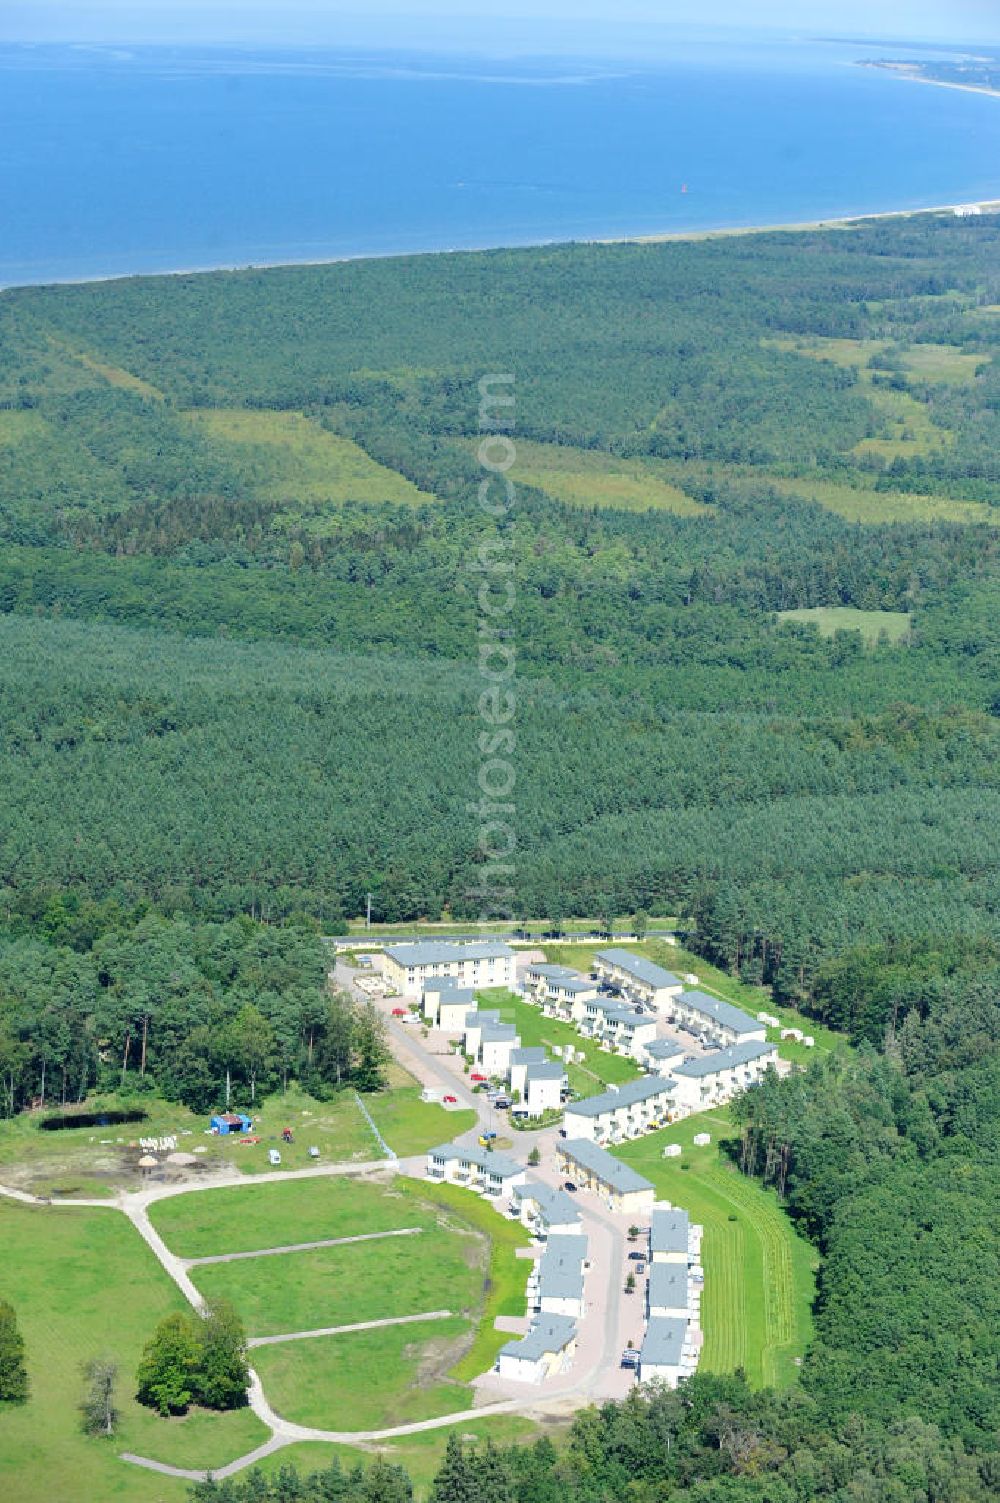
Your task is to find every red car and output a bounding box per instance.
[443,1094,458,1104]
[391,1007,408,1017]
[470,1072,487,1083]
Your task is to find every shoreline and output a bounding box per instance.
[2,199,999,295]
[858,62,1000,103]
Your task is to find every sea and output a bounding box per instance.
[2,31,1000,287]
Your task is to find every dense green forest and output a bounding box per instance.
[1,215,998,1492]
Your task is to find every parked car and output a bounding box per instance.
[494,1096,511,1109]
[564,1181,578,1192]
[628,1250,646,1261]
[401,1012,420,1025]
[391,1007,408,1017]
[635,1259,646,1274]
[621,1349,639,1368]
[443,1094,458,1104]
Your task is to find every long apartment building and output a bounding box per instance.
[563,1075,677,1144]
[665,988,767,1047]
[556,1138,655,1215]
[670,1039,777,1110]
[383,940,515,998]
[594,949,684,1009]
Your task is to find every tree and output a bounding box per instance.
[225,1003,277,1105]
[353,1002,390,1092]
[80,1357,118,1436]
[0,1300,28,1403]
[430,1434,477,1503]
[196,1300,250,1411]
[136,1311,202,1415]
[528,1146,541,1166]
[633,910,649,942]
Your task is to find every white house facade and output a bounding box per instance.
[384,940,515,998]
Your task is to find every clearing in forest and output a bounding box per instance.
[778,606,912,645]
[184,409,436,514]
[511,440,712,515]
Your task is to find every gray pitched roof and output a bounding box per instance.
[650,1207,690,1255]
[465,1009,501,1026]
[596,950,682,990]
[513,1179,582,1227]
[526,963,580,980]
[647,1263,688,1310]
[387,940,513,966]
[538,1234,588,1300]
[565,1076,675,1119]
[676,989,761,1037]
[640,1316,687,1369]
[560,1138,654,1194]
[479,1022,518,1044]
[525,1060,566,1082]
[500,1314,577,1363]
[430,987,475,1007]
[510,1047,549,1066]
[674,1040,776,1077]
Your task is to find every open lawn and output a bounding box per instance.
[191,1225,485,1337]
[151,1172,530,1393]
[476,988,641,1093]
[614,1110,817,1389]
[778,606,911,645]
[251,1315,474,1430]
[149,1174,425,1258]
[184,410,435,514]
[0,1200,266,1503]
[764,474,990,525]
[366,1084,476,1153]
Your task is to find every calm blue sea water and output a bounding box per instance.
[1,35,999,286]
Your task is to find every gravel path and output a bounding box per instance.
[186,1226,422,1267]
[248,1308,453,1347]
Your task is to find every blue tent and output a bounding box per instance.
[210,1112,252,1135]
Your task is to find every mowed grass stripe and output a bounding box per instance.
[614,1111,816,1390]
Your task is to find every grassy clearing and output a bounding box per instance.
[0,1200,265,1503]
[0,410,48,446]
[251,1316,473,1430]
[71,350,165,400]
[764,333,981,385]
[191,1226,485,1337]
[778,606,911,645]
[366,1084,476,1154]
[512,440,711,516]
[184,410,435,513]
[477,988,641,1093]
[763,333,959,461]
[614,1110,817,1389]
[764,474,991,525]
[149,1175,429,1258]
[0,1083,410,1197]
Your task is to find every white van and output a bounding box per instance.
[268,1149,281,1166]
